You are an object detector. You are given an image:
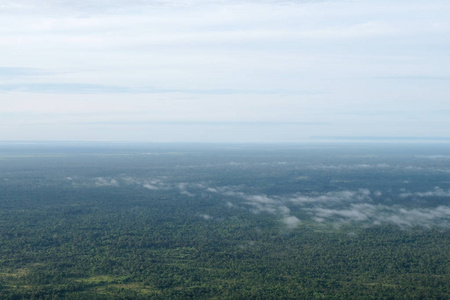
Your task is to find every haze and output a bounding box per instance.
[1,0,449,142]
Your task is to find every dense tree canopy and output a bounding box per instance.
[1,143,450,299]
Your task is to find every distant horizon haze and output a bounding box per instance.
[1,0,449,142]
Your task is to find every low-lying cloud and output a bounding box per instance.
[73,175,450,229]
[203,185,301,228]
[400,187,450,198]
[309,164,391,170]
[202,184,450,229]
[288,189,372,204]
[94,177,119,187]
[309,204,450,228]
[282,215,301,228]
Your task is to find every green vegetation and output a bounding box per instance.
[1,143,450,299]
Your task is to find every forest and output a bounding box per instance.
[1,142,450,299]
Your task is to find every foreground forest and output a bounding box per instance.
[1,143,450,299]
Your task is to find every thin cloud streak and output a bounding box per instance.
[0,83,312,95]
[309,204,450,228]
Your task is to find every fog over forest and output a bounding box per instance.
[1,143,450,298]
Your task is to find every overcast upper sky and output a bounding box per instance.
[1,0,449,142]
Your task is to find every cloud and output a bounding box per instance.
[0,83,297,95]
[199,214,213,220]
[415,155,450,160]
[91,175,169,190]
[0,83,134,94]
[309,163,450,174]
[308,203,450,228]
[400,187,450,198]
[204,183,450,228]
[311,204,376,222]
[203,185,302,227]
[177,182,195,196]
[288,189,372,204]
[236,192,302,228]
[225,201,234,208]
[1,0,450,142]
[143,183,159,190]
[94,177,119,186]
[309,164,391,170]
[245,194,277,205]
[78,176,450,229]
[380,206,450,228]
[282,216,301,228]
[137,178,168,190]
[0,67,45,77]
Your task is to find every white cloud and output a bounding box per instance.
[289,189,372,204]
[245,194,277,205]
[200,214,213,220]
[282,216,301,229]
[203,185,301,227]
[177,182,195,196]
[308,204,450,228]
[94,177,119,186]
[309,164,391,170]
[204,183,450,228]
[84,176,450,229]
[143,183,159,190]
[1,0,450,141]
[400,187,450,198]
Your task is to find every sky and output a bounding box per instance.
[1,0,449,142]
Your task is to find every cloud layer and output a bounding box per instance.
[68,174,450,229]
[201,184,450,229]
[1,0,450,141]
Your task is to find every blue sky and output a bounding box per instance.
[1,0,449,142]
